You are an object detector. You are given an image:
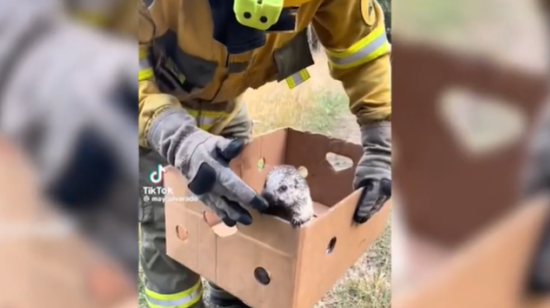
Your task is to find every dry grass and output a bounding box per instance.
[139,53,391,308]
[243,54,346,135]
[315,223,391,308]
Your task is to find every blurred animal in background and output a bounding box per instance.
[0,0,138,279]
[261,165,314,227]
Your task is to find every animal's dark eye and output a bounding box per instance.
[278,185,287,193]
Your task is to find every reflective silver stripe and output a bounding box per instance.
[286,69,310,88]
[328,32,388,67]
[289,73,303,86]
[186,110,225,128]
[197,116,218,126]
[145,284,202,307]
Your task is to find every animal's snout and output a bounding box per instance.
[261,191,274,202]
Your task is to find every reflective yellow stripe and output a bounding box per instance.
[139,48,154,81]
[285,69,310,89]
[144,280,202,308]
[139,68,154,81]
[325,25,390,69]
[73,11,111,26]
[186,109,228,131]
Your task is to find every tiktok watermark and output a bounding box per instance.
[143,164,199,203]
[141,186,198,203]
[149,164,165,184]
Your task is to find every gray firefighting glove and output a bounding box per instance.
[352,121,392,224]
[148,108,269,226]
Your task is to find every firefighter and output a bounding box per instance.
[138,0,392,307]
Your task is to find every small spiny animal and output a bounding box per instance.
[260,165,314,228]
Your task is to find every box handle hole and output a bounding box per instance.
[257,158,266,172]
[254,267,271,285]
[175,225,189,241]
[326,237,337,254]
[325,152,353,171]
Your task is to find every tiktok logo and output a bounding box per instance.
[149,164,165,184]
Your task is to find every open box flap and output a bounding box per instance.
[393,197,550,308]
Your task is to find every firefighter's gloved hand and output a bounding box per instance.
[148,108,269,226]
[352,121,392,224]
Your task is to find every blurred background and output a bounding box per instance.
[1,0,549,307]
[0,1,137,307]
[392,0,550,306]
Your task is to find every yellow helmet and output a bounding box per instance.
[235,0,313,30]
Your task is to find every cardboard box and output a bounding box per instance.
[393,197,550,308]
[164,128,392,308]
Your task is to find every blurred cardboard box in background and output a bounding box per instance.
[393,197,550,308]
[392,0,550,297]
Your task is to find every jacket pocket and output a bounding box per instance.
[273,28,315,82]
[152,30,217,98]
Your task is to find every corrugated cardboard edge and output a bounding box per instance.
[393,197,550,308]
